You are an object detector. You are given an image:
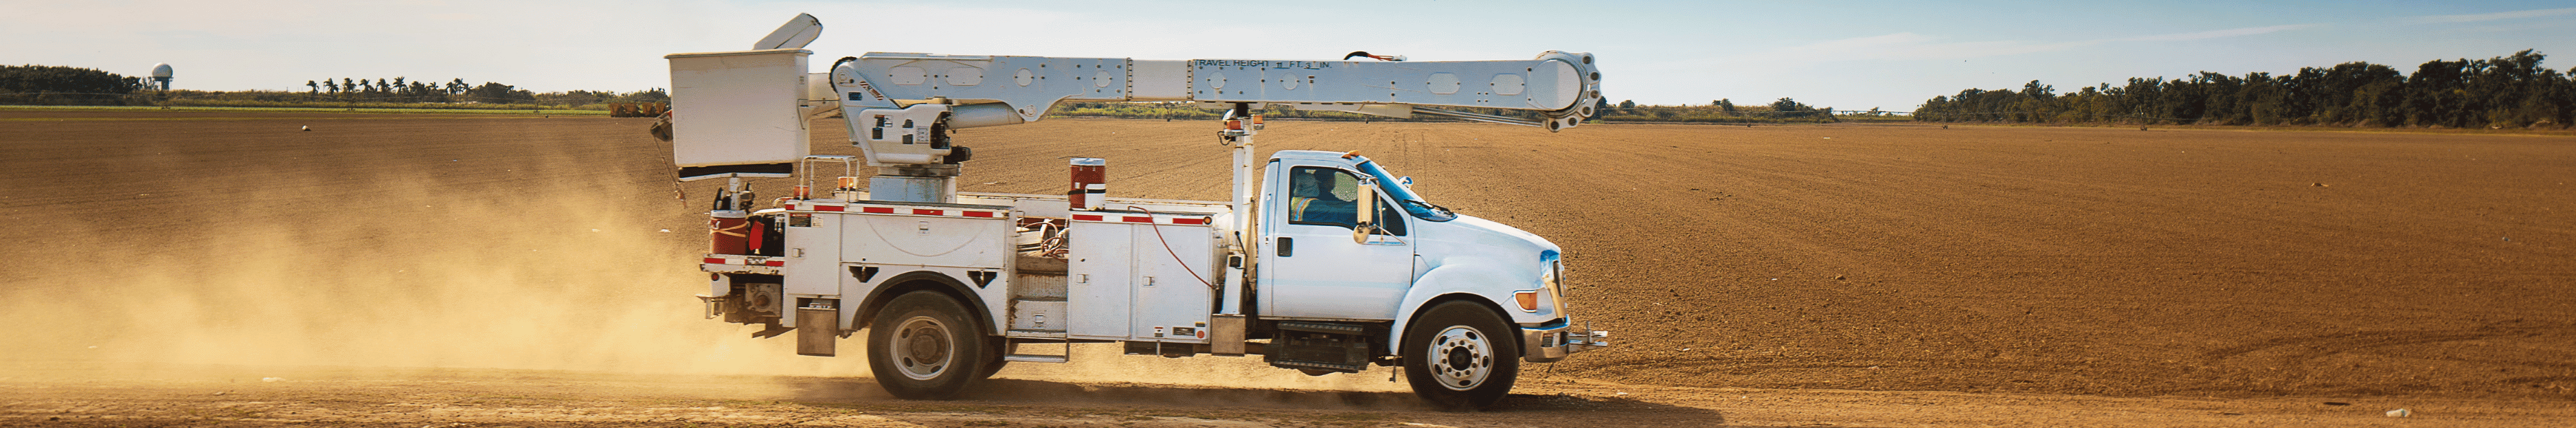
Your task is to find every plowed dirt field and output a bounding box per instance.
[4,109,2572,427]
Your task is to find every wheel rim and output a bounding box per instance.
[890,315,953,381]
[1426,325,1494,391]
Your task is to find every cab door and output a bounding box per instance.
[1258,164,1414,319]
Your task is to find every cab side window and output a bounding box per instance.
[1287,167,1359,228]
[1285,166,1407,236]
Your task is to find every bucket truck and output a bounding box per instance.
[672,14,1607,409]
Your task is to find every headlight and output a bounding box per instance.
[1539,251,1565,299]
[1535,259,1556,296]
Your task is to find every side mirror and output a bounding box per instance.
[1352,177,1378,244]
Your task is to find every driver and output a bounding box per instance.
[1288,170,1355,225]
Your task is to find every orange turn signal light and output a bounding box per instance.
[1513,290,1540,311]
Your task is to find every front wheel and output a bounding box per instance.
[977,337,1010,380]
[868,291,987,400]
[1402,300,1520,410]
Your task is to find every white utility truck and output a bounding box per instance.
[672,14,1607,409]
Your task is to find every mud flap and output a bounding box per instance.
[798,302,839,357]
[1210,314,1247,356]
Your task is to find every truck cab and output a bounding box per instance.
[1258,151,1581,361]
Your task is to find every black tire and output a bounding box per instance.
[977,337,1010,380]
[1402,300,1520,410]
[868,291,987,400]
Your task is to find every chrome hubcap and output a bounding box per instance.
[1427,326,1493,390]
[890,315,953,381]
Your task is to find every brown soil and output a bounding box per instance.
[4,110,2572,426]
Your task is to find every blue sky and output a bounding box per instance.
[9,1,2573,111]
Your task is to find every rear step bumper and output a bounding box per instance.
[1002,354,1069,363]
[701,254,783,274]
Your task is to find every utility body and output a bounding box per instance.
[673,14,1607,409]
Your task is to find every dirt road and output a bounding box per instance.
[3,109,2572,426]
[14,361,2569,427]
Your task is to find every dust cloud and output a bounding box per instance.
[0,120,1405,398]
[1,146,860,379]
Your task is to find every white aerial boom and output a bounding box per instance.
[828,48,1601,190]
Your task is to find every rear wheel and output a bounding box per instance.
[1401,300,1520,410]
[868,291,986,400]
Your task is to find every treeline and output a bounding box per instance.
[293,77,664,106]
[305,77,516,103]
[0,65,146,105]
[1594,98,1867,124]
[0,65,668,110]
[149,88,668,111]
[1917,49,2576,128]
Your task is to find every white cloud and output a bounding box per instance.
[1733,23,2321,67]
[2116,24,2322,41]
[1729,32,2087,66]
[2412,7,2576,23]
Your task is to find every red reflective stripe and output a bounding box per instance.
[962,211,996,218]
[703,258,727,264]
[815,205,844,212]
[1122,216,1152,223]
[912,209,943,216]
[1172,218,1207,225]
[1072,214,1104,221]
[861,207,894,214]
[762,260,785,267]
[782,203,797,210]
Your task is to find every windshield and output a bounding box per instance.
[1353,157,1458,222]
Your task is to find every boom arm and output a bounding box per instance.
[829,52,1602,131]
[830,52,1601,168]
[664,14,1601,204]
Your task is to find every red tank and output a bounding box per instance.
[710,211,750,255]
[1069,157,1105,211]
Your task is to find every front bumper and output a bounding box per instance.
[1520,318,1609,363]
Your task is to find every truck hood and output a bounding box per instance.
[1406,213,1567,325]
[1422,214,1560,260]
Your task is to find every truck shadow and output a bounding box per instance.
[778,377,1733,426]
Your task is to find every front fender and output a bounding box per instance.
[1388,255,1552,351]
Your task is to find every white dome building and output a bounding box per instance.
[148,63,173,90]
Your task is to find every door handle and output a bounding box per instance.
[1277,236,1293,257]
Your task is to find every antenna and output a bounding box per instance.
[754,13,823,50]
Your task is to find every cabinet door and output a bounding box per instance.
[1065,222,1132,339]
